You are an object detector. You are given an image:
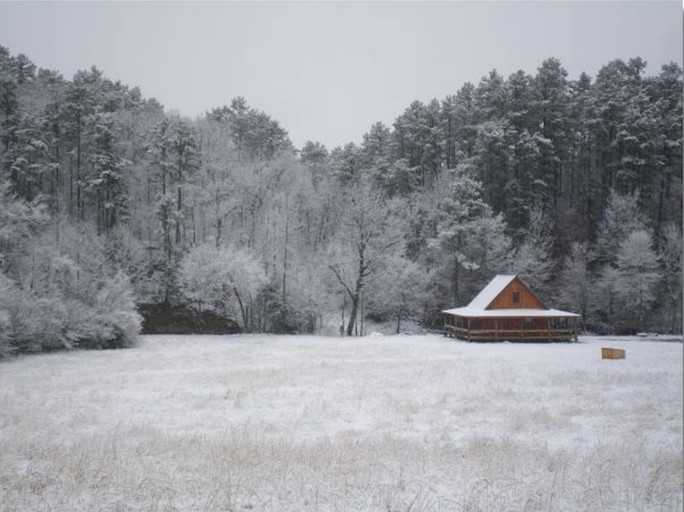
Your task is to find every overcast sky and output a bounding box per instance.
[1,1,681,149]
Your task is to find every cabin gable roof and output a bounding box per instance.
[441,274,579,318]
[465,275,547,311]
[486,275,547,310]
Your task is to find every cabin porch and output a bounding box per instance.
[444,314,579,342]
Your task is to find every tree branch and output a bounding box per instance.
[328,265,355,299]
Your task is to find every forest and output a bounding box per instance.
[0,46,681,355]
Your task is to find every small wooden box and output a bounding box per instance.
[602,347,626,359]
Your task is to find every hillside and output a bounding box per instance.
[1,47,682,356]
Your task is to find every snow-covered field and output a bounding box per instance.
[0,334,681,511]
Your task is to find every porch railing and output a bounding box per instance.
[444,325,577,341]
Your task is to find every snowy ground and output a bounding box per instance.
[0,334,681,511]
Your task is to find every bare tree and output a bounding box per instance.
[557,242,591,331]
[328,181,397,336]
[615,230,660,332]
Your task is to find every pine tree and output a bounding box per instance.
[61,67,103,220]
[657,223,682,333]
[510,206,555,298]
[168,118,198,244]
[430,171,509,306]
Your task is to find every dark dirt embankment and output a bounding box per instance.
[139,304,241,335]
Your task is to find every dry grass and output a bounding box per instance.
[0,334,681,511]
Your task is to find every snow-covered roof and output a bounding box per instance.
[441,274,579,318]
[441,307,580,318]
[466,274,517,309]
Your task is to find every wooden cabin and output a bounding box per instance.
[442,275,580,342]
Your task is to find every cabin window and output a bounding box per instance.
[550,318,569,329]
[523,317,533,329]
[512,291,520,304]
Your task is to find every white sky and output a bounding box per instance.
[1,1,681,149]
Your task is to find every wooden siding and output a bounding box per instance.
[487,277,546,310]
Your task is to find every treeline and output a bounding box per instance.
[0,46,681,355]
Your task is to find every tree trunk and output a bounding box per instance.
[360,290,364,336]
[453,256,460,306]
[346,294,359,336]
[346,247,367,336]
[96,189,102,234]
[216,217,222,247]
[190,206,196,245]
[341,291,346,336]
[76,118,82,221]
[234,287,249,332]
[176,184,182,244]
[282,198,289,304]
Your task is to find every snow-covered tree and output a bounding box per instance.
[367,253,431,333]
[429,171,511,307]
[1,46,681,345]
[591,265,620,333]
[208,97,292,160]
[179,243,267,332]
[328,181,397,336]
[614,230,661,331]
[0,181,49,276]
[191,117,240,247]
[510,206,555,299]
[534,57,570,208]
[595,189,648,265]
[299,140,329,187]
[657,224,682,333]
[557,242,591,330]
[0,213,141,355]
[93,272,141,348]
[329,142,361,185]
